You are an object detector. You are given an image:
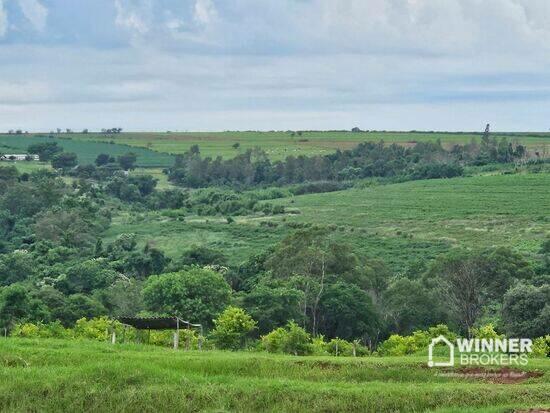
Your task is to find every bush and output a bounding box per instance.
[73,316,125,341]
[261,321,312,355]
[211,306,256,350]
[326,338,354,356]
[378,325,458,356]
[532,335,550,357]
[470,324,504,340]
[11,321,72,339]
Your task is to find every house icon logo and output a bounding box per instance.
[428,335,454,367]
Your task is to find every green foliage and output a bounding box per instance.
[532,335,550,357]
[378,325,457,356]
[28,141,63,161]
[143,268,231,327]
[211,306,256,350]
[243,281,304,335]
[178,245,227,267]
[470,324,504,340]
[117,152,137,171]
[262,321,313,355]
[11,321,71,339]
[51,152,78,169]
[502,283,550,338]
[73,316,123,341]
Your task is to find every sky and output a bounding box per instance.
[1,0,550,132]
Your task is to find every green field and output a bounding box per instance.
[104,172,550,271]
[0,135,175,167]
[57,131,550,160]
[0,338,548,412]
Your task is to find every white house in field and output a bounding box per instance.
[0,154,39,161]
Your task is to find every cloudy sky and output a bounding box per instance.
[1,0,550,132]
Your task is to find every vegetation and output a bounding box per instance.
[0,338,548,412]
[0,130,549,411]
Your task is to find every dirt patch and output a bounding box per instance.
[294,360,342,370]
[514,410,550,413]
[438,367,543,384]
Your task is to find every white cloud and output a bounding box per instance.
[114,0,152,35]
[0,0,7,37]
[18,0,48,31]
[194,0,218,25]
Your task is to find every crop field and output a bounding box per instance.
[0,338,547,413]
[105,172,550,271]
[64,131,550,160]
[0,134,174,167]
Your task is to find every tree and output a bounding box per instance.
[61,294,107,325]
[382,278,446,335]
[502,284,550,338]
[0,284,43,328]
[98,279,144,318]
[211,306,256,350]
[0,251,36,286]
[143,268,231,327]
[428,248,534,334]
[27,142,62,161]
[430,250,488,333]
[58,259,118,294]
[118,152,137,170]
[51,152,78,169]
[179,245,228,267]
[95,153,114,166]
[265,229,360,336]
[34,209,104,248]
[243,281,304,334]
[318,281,380,341]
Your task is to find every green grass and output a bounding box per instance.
[0,135,175,167]
[272,173,550,258]
[0,338,547,412]
[60,131,550,160]
[105,172,550,270]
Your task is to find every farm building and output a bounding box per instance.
[0,154,39,161]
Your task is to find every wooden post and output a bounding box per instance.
[335,342,339,357]
[198,325,203,351]
[111,331,116,345]
[185,322,190,351]
[174,318,180,350]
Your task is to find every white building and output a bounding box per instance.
[0,154,40,161]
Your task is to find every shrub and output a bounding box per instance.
[470,324,504,340]
[261,321,312,355]
[73,316,125,341]
[211,306,257,350]
[532,335,550,357]
[326,338,354,356]
[11,321,72,339]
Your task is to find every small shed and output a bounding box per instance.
[117,316,203,350]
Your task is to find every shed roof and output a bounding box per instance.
[118,316,201,330]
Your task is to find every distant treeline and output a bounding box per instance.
[167,137,527,188]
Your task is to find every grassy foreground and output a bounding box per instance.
[0,338,548,412]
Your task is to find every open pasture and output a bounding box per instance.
[0,134,174,168]
[64,131,550,160]
[0,338,548,413]
[104,172,550,271]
